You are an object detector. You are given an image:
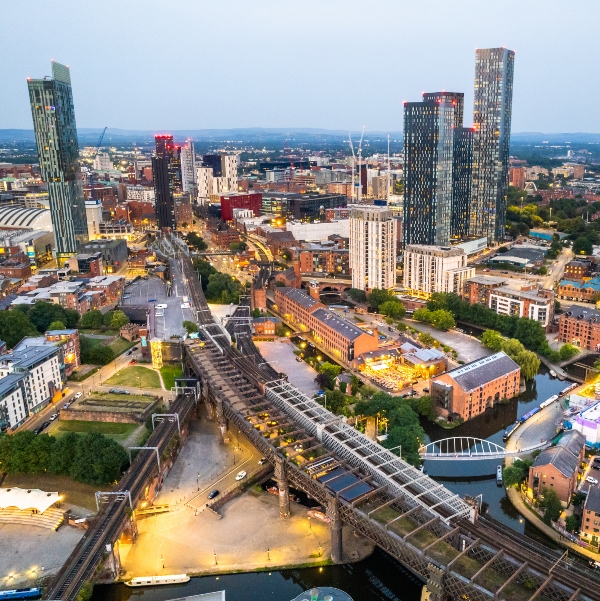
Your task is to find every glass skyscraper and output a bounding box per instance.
[153,135,182,230]
[403,93,459,247]
[470,47,515,243]
[27,61,88,258]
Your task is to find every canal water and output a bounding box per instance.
[93,363,570,601]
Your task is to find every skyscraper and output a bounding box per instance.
[180,139,197,195]
[27,61,88,259]
[470,47,515,243]
[350,205,397,291]
[152,135,181,230]
[403,93,458,247]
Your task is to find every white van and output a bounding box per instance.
[156,303,167,309]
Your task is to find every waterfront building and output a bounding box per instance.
[470,48,515,243]
[430,352,520,422]
[350,205,397,292]
[581,487,600,546]
[403,245,474,298]
[558,305,600,351]
[27,61,88,259]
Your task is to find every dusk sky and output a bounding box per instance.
[3,0,599,133]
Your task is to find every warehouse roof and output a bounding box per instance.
[443,352,520,392]
[312,308,369,341]
[531,446,579,479]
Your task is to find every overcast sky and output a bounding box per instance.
[2,0,599,133]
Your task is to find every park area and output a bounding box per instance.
[105,365,162,389]
[45,419,142,445]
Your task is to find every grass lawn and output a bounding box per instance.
[80,336,103,349]
[109,337,137,357]
[46,419,138,443]
[3,473,105,511]
[105,366,162,388]
[79,329,119,336]
[160,364,183,390]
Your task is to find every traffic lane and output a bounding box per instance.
[580,464,600,494]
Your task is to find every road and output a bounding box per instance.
[541,246,573,289]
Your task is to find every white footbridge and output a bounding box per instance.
[419,437,551,461]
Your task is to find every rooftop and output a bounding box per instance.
[1,343,59,369]
[441,352,520,392]
[556,430,586,457]
[0,372,26,397]
[278,287,323,311]
[562,305,600,321]
[467,275,508,286]
[560,277,600,292]
[532,446,579,478]
[585,487,600,514]
[312,308,370,341]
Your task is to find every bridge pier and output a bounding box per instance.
[200,377,215,420]
[426,563,448,601]
[274,456,290,517]
[327,497,343,564]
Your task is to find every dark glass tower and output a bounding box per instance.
[27,61,88,259]
[153,135,182,230]
[452,127,474,240]
[470,47,515,243]
[403,93,457,247]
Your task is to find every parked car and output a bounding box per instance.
[49,414,58,421]
[74,392,82,399]
[423,387,430,393]
[586,476,599,485]
[63,402,70,409]
[129,360,137,365]
[258,457,267,465]
[235,470,247,481]
[207,489,220,500]
[132,347,139,351]
[126,349,134,356]
[181,302,190,309]
[156,303,168,309]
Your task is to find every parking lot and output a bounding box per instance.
[580,460,600,495]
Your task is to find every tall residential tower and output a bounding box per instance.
[27,61,88,259]
[152,135,181,230]
[470,47,515,243]
[350,205,397,291]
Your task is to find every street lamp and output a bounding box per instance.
[308,516,312,531]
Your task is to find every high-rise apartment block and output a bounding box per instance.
[152,135,182,230]
[349,205,397,292]
[470,47,515,243]
[403,92,473,247]
[180,139,197,195]
[27,61,88,259]
[198,153,238,201]
[403,245,475,298]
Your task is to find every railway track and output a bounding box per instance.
[44,393,195,600]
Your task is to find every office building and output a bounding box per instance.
[509,167,526,190]
[431,352,520,422]
[180,139,197,195]
[27,61,88,259]
[93,152,112,172]
[403,245,474,298]
[470,47,515,243]
[152,135,181,230]
[78,238,127,272]
[350,205,397,292]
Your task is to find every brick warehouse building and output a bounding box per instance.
[214,192,263,221]
[558,305,600,351]
[430,352,521,422]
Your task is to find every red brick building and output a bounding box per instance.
[430,352,521,422]
[45,329,80,376]
[509,166,526,189]
[558,278,600,303]
[215,192,263,221]
[0,258,32,280]
[581,487,600,546]
[211,229,241,249]
[252,317,281,337]
[297,244,350,276]
[563,260,593,280]
[558,305,600,350]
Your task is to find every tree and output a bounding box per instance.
[497,246,509,253]
[559,343,579,361]
[109,310,129,329]
[565,515,580,533]
[409,395,433,418]
[281,249,292,262]
[48,320,66,331]
[515,350,541,380]
[69,432,128,485]
[540,487,562,524]
[430,310,455,331]
[0,309,37,348]
[103,311,115,327]
[192,257,218,290]
[79,309,104,330]
[322,389,349,415]
[50,432,80,476]
[502,465,525,488]
[317,362,342,389]
[413,308,433,323]
[186,232,207,252]
[182,320,198,334]
[76,581,94,601]
[315,373,331,390]
[349,374,361,395]
[481,330,505,351]
[347,288,367,303]
[87,345,115,366]
[252,308,261,318]
[367,288,395,310]
[205,272,244,304]
[380,300,406,319]
[418,332,436,347]
[229,241,247,253]
[513,318,547,352]
[28,301,70,333]
[573,236,593,256]
[64,308,80,328]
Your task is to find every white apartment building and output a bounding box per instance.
[196,166,214,201]
[126,186,155,202]
[403,245,475,298]
[85,198,103,239]
[222,153,239,192]
[180,140,197,194]
[0,373,28,429]
[286,219,350,241]
[93,152,112,171]
[350,205,397,291]
[0,345,63,416]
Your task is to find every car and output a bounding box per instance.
[129,360,137,365]
[74,392,82,399]
[41,421,51,431]
[207,489,220,500]
[401,394,409,398]
[155,311,164,317]
[258,457,267,465]
[33,426,43,435]
[423,387,430,393]
[126,349,133,356]
[156,303,167,309]
[49,414,58,421]
[482,268,490,272]
[501,270,509,274]
[388,327,394,332]
[132,347,139,351]
[181,302,190,309]
[235,470,247,481]
[63,402,71,409]
[586,476,599,485]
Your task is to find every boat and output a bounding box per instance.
[125,574,190,587]
[496,465,503,487]
[502,421,521,442]
[550,370,557,378]
[0,589,42,600]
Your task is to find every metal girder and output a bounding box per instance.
[404,516,439,541]
[423,526,460,552]
[471,550,504,583]
[566,589,581,601]
[368,495,405,517]
[352,485,385,508]
[494,562,528,600]
[447,538,481,569]
[526,575,553,601]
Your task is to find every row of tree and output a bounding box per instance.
[192,257,245,304]
[481,330,541,380]
[413,308,456,331]
[0,430,128,486]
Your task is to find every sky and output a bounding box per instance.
[2,0,600,133]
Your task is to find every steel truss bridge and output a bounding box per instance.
[179,252,600,601]
[419,438,551,461]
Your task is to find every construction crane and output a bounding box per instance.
[89,127,108,201]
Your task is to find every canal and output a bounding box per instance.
[93,361,571,600]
